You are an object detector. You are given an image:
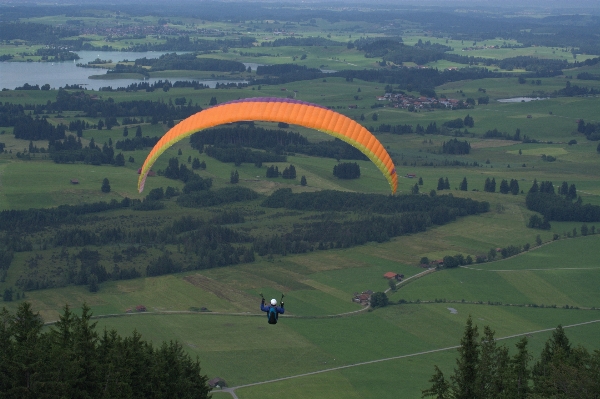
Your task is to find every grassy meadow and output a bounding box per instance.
[1,14,600,398]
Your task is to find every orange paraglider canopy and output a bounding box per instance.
[138,97,397,194]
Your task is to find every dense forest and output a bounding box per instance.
[0,303,211,398]
[189,126,368,161]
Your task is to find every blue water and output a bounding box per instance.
[0,51,247,90]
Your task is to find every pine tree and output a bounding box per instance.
[568,184,577,200]
[437,177,445,191]
[475,326,500,398]
[123,126,129,137]
[460,177,468,191]
[101,178,111,193]
[484,177,491,192]
[115,152,125,166]
[300,175,307,186]
[412,183,419,194]
[499,179,509,194]
[510,337,531,399]
[451,315,479,399]
[230,170,239,184]
[510,179,520,195]
[444,177,450,190]
[559,181,569,195]
[529,178,539,193]
[422,366,450,399]
[135,125,142,137]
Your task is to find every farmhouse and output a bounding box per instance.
[352,290,374,304]
[384,272,404,280]
[208,377,227,388]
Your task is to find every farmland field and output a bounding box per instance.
[1,4,600,398]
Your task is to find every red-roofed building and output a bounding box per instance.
[384,272,403,281]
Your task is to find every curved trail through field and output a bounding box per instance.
[212,319,600,398]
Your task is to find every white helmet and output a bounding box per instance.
[270,299,277,306]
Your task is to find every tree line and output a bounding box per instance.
[131,53,246,73]
[422,317,600,399]
[0,303,211,398]
[190,126,367,162]
[526,179,600,222]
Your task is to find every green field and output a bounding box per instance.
[1,7,600,398]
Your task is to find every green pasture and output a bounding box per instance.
[84,303,600,397]
[402,35,598,62]
[390,234,600,307]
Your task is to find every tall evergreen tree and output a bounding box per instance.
[230,170,239,184]
[451,315,479,399]
[568,184,577,200]
[559,181,569,196]
[444,177,450,190]
[437,177,445,191]
[460,177,468,191]
[510,179,520,195]
[101,178,111,193]
[499,179,509,194]
[484,177,491,192]
[422,366,450,399]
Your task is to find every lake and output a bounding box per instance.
[496,97,549,103]
[0,51,248,90]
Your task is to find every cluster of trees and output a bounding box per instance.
[0,303,211,398]
[483,128,522,141]
[204,145,286,165]
[255,189,488,255]
[115,136,160,151]
[11,208,256,291]
[255,63,321,75]
[50,89,203,122]
[281,164,297,179]
[265,165,281,178]
[262,188,489,217]
[577,119,600,141]
[526,179,600,222]
[442,115,474,129]
[577,72,600,81]
[49,136,123,166]
[123,35,254,52]
[442,139,471,155]
[556,81,600,97]
[261,37,342,47]
[437,177,451,191]
[423,318,600,399]
[131,53,246,72]
[189,126,368,162]
[483,177,519,194]
[499,55,568,76]
[13,115,67,141]
[333,162,361,179]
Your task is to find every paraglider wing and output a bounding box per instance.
[137,97,397,193]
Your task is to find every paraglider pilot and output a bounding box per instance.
[260,294,284,324]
